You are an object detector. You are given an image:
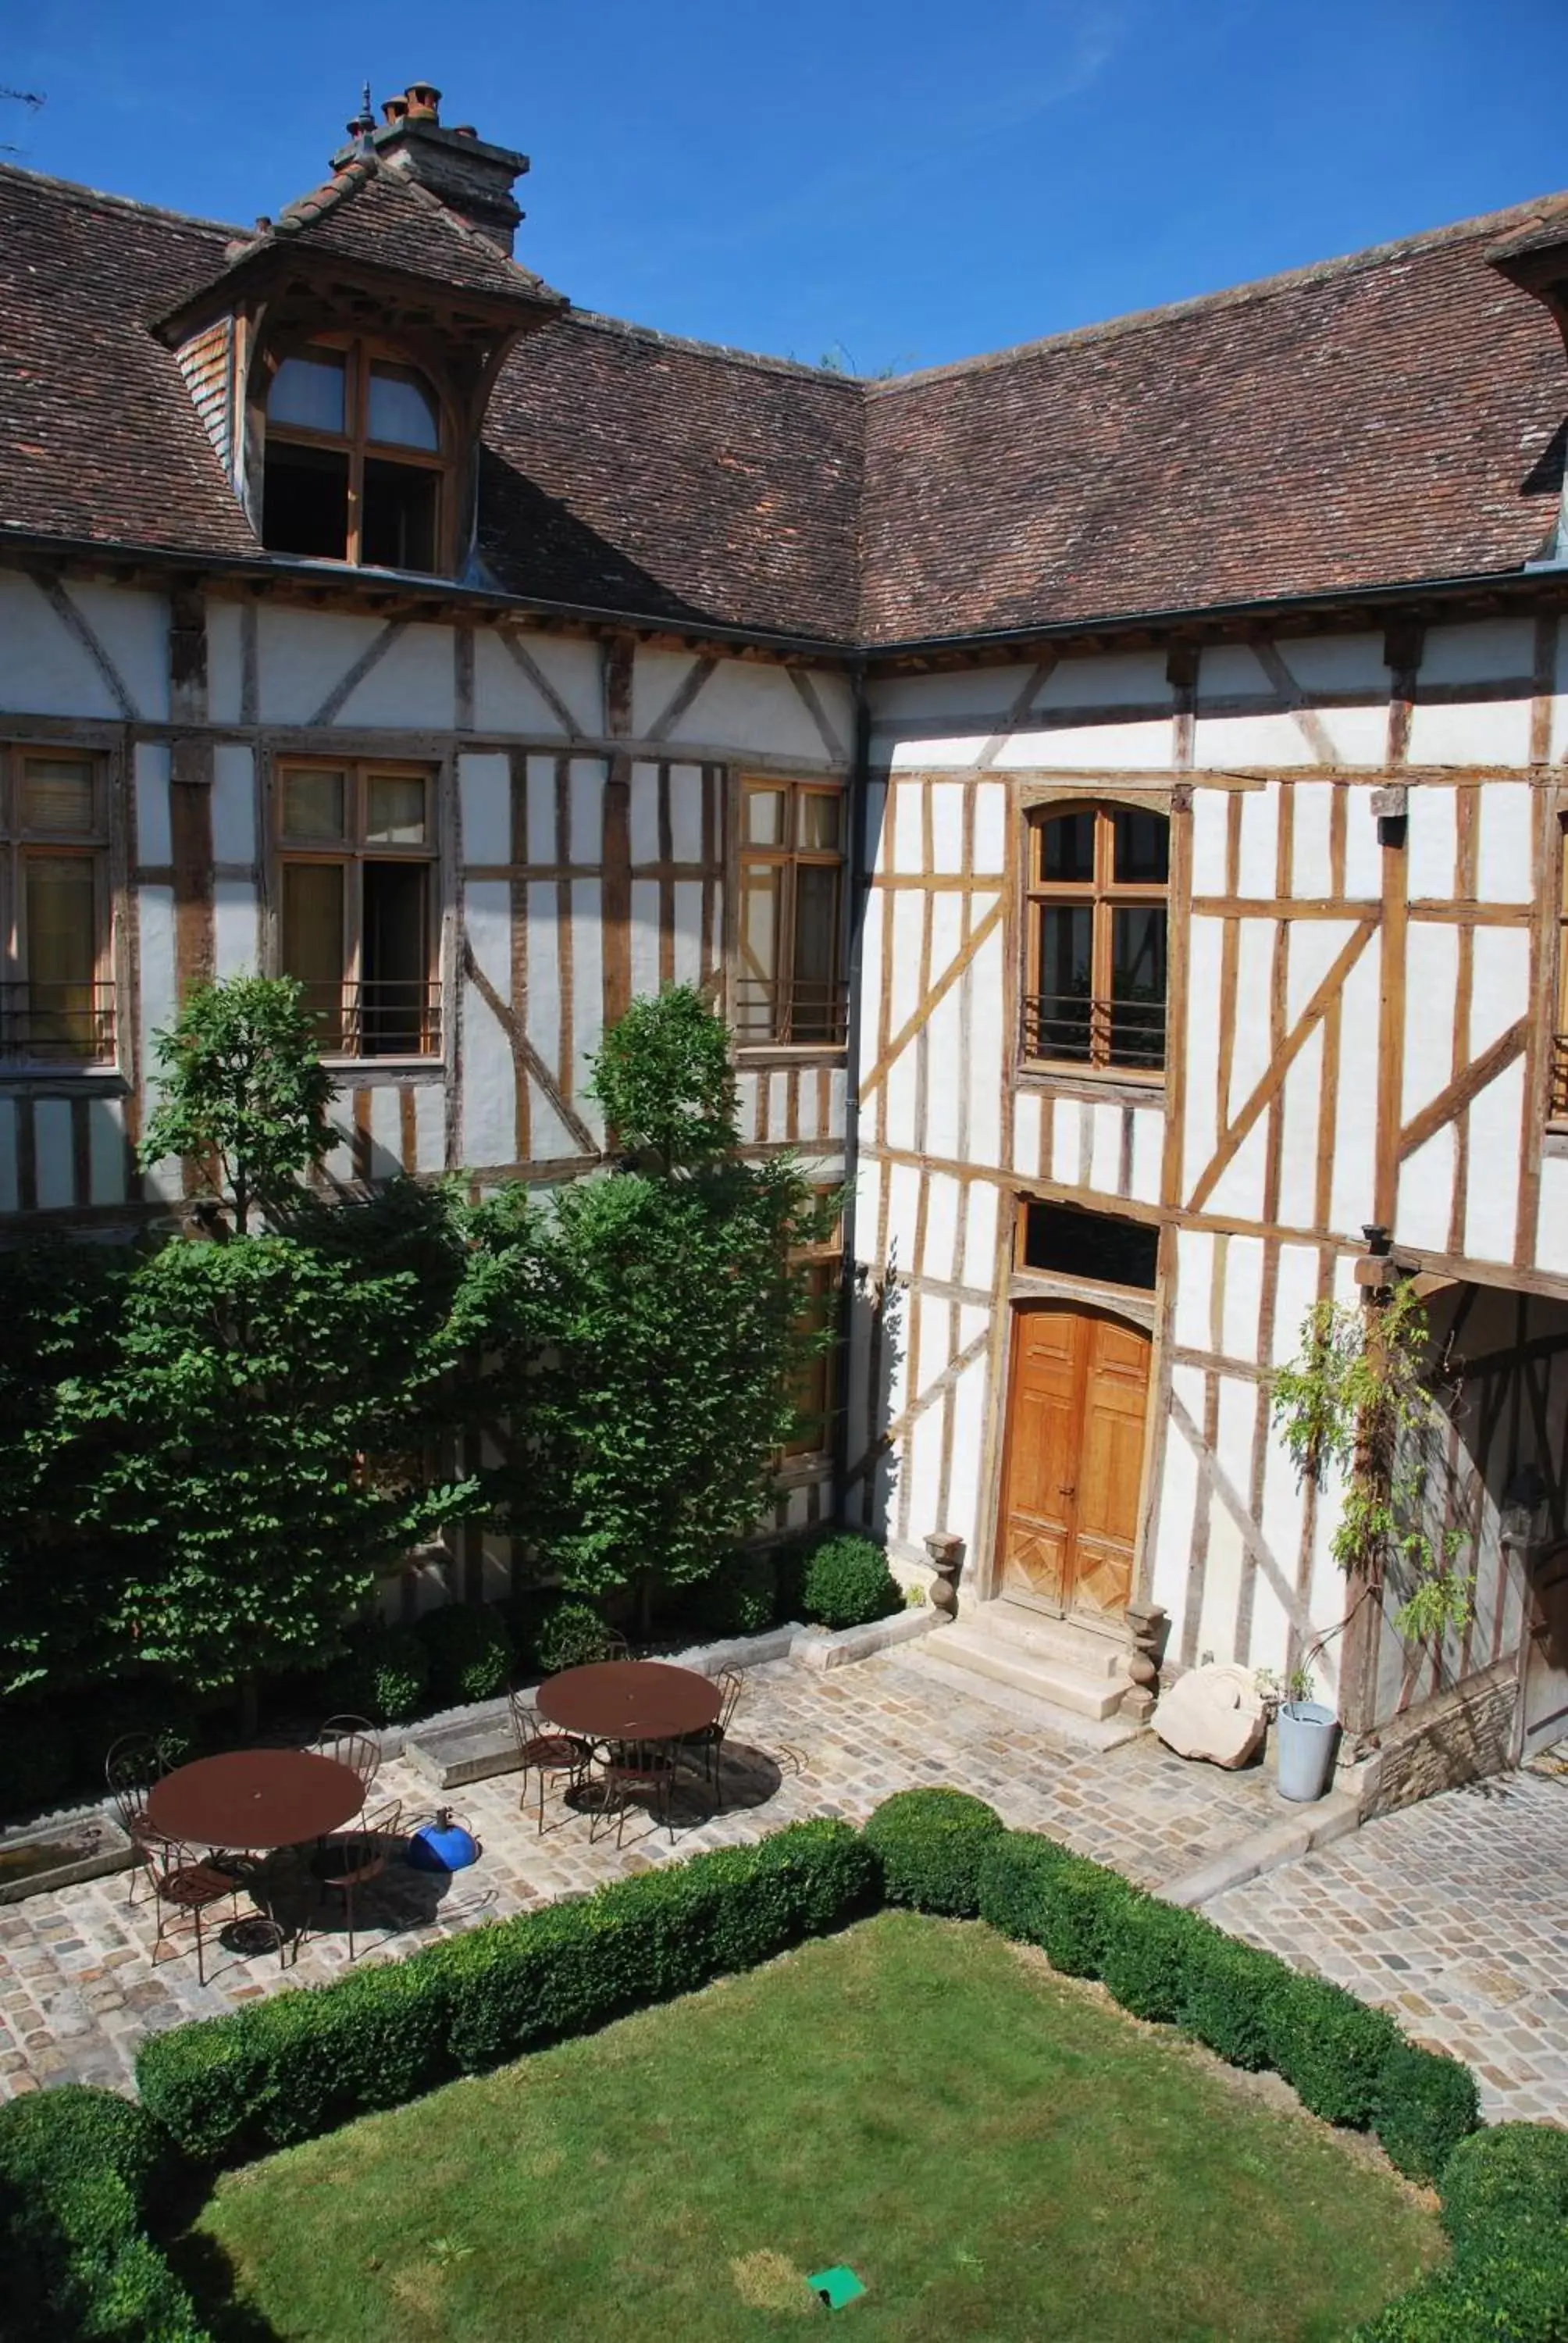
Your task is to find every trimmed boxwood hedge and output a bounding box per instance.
[0,2085,206,2341]
[21,1806,1556,2343]
[863,1788,1004,1916]
[137,1818,879,2164]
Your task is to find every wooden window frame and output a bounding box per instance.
[736,775,848,1052]
[0,744,115,1068]
[1022,799,1168,1082]
[258,334,452,572]
[273,757,441,1062]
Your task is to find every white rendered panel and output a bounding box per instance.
[857,890,885,1068]
[929,783,964,873]
[1465,1060,1523,1264]
[1397,1126,1456,1255]
[569,760,604,866]
[884,893,924,1152]
[1272,1244,1320,1366]
[87,1095,126,1205]
[1199,644,1271,696]
[991,719,1174,769]
[672,882,704,988]
[1237,787,1278,897]
[1406,698,1532,765]
[134,744,171,868]
[1196,1389,1252,1663]
[946,1342,988,1552]
[1319,706,1398,765]
[1470,927,1531,1056]
[965,927,1003,1167]
[629,763,660,867]
[1190,792,1228,896]
[1089,1103,1121,1196]
[1221,1233,1265,1364]
[213,879,258,979]
[922,1172,960,1286]
[335,624,454,730]
[1407,784,1457,899]
[1342,787,1381,896]
[629,878,660,1002]
[868,665,1036,723]
[1276,1025,1323,1232]
[1181,918,1224,1193]
[1051,1098,1082,1187]
[1228,922,1274,1120]
[1254,1441,1307,1671]
[1286,918,1358,1026]
[1400,923,1459,1122]
[1271,633,1386,694]
[1289,783,1332,897]
[1421,619,1534,683]
[961,1179,1000,1292]
[257,608,386,726]
[1477,783,1534,904]
[526,755,558,865]
[461,984,514,1170]
[65,583,167,719]
[889,735,988,770]
[459,753,511,868]
[1130,1107,1162,1205]
[972,783,1006,873]
[212,744,255,865]
[768,1072,789,1140]
[570,877,605,1146]
[922,933,963,1164]
[735,1072,761,1145]
[1152,1364,1204,1618]
[1537,1157,1568,1277]
[1013,1089,1041,1178]
[1329,938,1381,1237]
[137,883,179,1199]
[1174,1230,1214,1353]
[829,1068,847,1139]
[630,647,693,737]
[1039,649,1170,705]
[472,630,575,734]
[34,1099,73,1211]
[1193,711,1317,767]
[465,879,511,1001]
[893,783,924,874]
[414,1084,444,1175]
[0,571,123,717]
[668,765,704,865]
[1206,1118,1270,1224]
[369,1086,403,1180]
[886,1161,921,1268]
[864,779,889,874]
[665,660,825,759]
[206,601,243,724]
[524,881,561,1089]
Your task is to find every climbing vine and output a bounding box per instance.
[1271,1282,1473,1643]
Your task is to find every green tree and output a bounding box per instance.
[139,975,337,1232]
[486,986,832,1632]
[60,1233,483,1705]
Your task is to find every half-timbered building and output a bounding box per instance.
[5,81,1568,1781]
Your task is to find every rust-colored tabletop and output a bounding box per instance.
[536,1660,722,1742]
[146,1749,365,1851]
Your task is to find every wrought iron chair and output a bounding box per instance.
[677,1667,745,1808]
[505,1692,590,1835]
[600,1629,633,1661]
[149,1839,240,1985]
[311,1798,404,1962]
[587,1739,678,1849]
[315,1714,381,1797]
[105,1735,173,1909]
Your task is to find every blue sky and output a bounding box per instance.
[6,1,1568,374]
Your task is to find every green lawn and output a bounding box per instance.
[190,1912,1440,2342]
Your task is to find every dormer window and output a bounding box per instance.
[261,338,447,572]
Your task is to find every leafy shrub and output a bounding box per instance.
[1263,1970,1402,2129]
[72,1681,201,1783]
[1032,1852,1142,1978]
[1375,2039,1481,2184]
[0,2084,205,2341]
[137,1818,878,2163]
[1178,1925,1281,2071]
[415,1603,514,1709]
[1349,2263,1548,2342]
[864,1789,1004,1917]
[330,1622,429,1725]
[0,1697,74,1819]
[533,1598,620,1676]
[800,1534,902,1631]
[976,1829,1073,1940]
[686,1551,777,1642]
[1442,2123,1568,2263]
[770,1532,814,1624]
[1099,1893,1204,2025]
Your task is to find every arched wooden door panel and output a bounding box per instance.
[996,1302,1150,1624]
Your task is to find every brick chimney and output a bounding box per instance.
[332,80,529,255]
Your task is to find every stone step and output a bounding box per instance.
[935,1621,1131,1721]
[956,1600,1128,1682]
[904,1644,1143,1752]
[404,1713,523,1792]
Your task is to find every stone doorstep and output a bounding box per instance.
[903,1642,1145,1753]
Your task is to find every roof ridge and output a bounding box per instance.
[0,158,236,242]
[372,159,555,293]
[865,186,1568,398]
[560,305,866,389]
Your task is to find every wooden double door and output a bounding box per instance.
[996,1302,1151,1623]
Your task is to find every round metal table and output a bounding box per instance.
[536,1660,721,1742]
[147,1748,365,1851]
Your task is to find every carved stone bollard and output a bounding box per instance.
[1122,1601,1170,1724]
[924,1532,964,1622]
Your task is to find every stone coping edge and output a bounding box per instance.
[1160,1787,1363,1910]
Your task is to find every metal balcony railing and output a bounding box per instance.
[1552,1032,1568,1122]
[297,979,443,1059]
[734,975,849,1048]
[0,981,116,1065]
[1021,990,1165,1074]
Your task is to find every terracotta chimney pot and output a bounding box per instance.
[382,95,408,125]
[404,81,441,121]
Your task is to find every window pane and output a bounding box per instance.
[792,863,843,1043]
[281,770,345,841]
[1029,903,1093,1060]
[1021,1201,1159,1290]
[22,758,94,833]
[362,458,438,572]
[1040,810,1096,883]
[280,862,345,1050]
[738,863,782,1039]
[798,793,842,851]
[365,776,427,845]
[361,862,433,1054]
[268,351,347,434]
[367,362,440,451]
[1110,905,1167,1069]
[746,790,786,847]
[25,858,98,1061]
[1113,808,1170,886]
[262,444,349,558]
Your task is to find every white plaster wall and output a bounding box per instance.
[69,585,169,721]
[661,659,834,763]
[1400,922,1459,1122]
[668,764,704,864]
[88,1095,127,1207]
[1407,783,1458,899]
[459,752,511,867]
[212,745,255,866]
[1465,1059,1523,1263]
[137,883,180,1200]
[256,608,386,725]
[1406,697,1532,765]
[526,754,559,864]
[1421,618,1534,685]
[212,879,259,979]
[1538,1156,1568,1278]
[472,632,575,736]
[1476,782,1534,904]
[1328,938,1381,1238]
[133,744,171,868]
[337,624,455,731]
[206,600,244,725]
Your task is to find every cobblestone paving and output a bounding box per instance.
[1206,1765,1568,2125]
[0,1649,1281,2100]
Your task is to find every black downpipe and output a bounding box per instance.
[830,658,871,1523]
